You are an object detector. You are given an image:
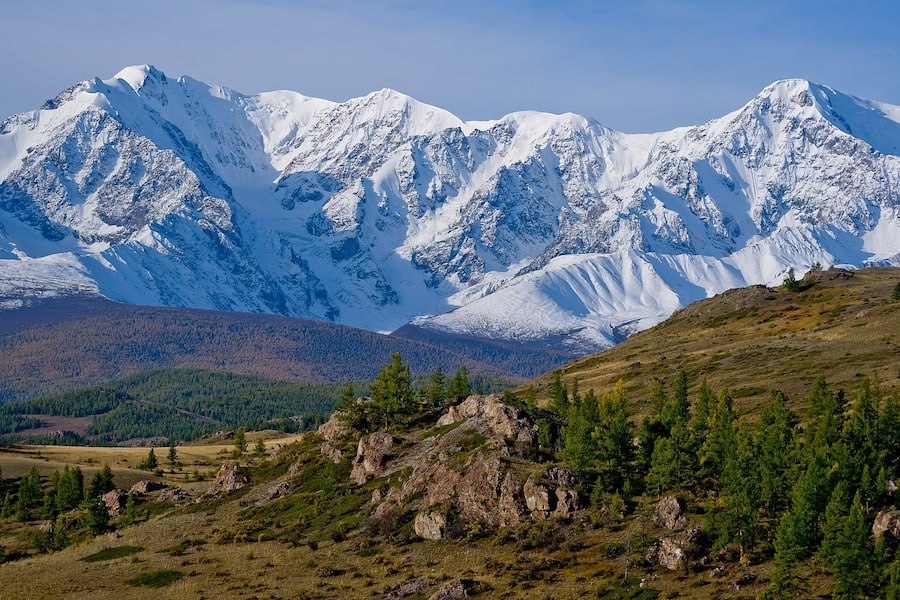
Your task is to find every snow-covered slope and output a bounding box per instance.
[1,68,898,352]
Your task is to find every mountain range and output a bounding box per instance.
[1,66,898,352]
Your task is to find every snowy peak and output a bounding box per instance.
[1,67,899,353]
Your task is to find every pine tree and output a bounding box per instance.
[16,466,42,521]
[560,389,599,478]
[832,492,878,598]
[55,466,85,513]
[818,480,851,566]
[447,365,470,401]
[168,442,178,466]
[715,429,760,560]
[783,267,800,292]
[700,391,737,482]
[234,428,247,456]
[370,353,415,429]
[254,438,267,457]
[426,366,445,406]
[122,493,138,526]
[81,497,109,535]
[755,391,797,518]
[594,382,634,493]
[549,370,569,414]
[89,463,114,498]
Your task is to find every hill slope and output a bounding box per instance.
[0,297,557,403]
[534,266,900,414]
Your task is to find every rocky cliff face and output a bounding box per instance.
[2,68,898,351]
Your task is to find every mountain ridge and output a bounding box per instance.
[1,67,898,351]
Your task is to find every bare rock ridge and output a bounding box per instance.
[320,394,579,540]
[2,68,899,353]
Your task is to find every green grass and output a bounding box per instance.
[80,545,143,562]
[126,569,185,588]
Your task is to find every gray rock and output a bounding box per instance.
[653,495,687,530]
[414,511,447,541]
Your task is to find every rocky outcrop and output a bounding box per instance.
[873,510,900,541]
[318,412,351,463]
[158,487,192,503]
[414,511,448,541]
[384,577,434,599]
[437,395,537,444]
[350,432,395,485]
[202,464,249,498]
[102,490,128,516]
[428,579,471,600]
[254,481,292,507]
[647,527,704,571]
[129,480,166,495]
[654,495,687,530]
[523,467,578,520]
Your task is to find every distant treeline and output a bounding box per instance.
[0,369,348,444]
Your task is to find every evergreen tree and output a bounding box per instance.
[714,429,760,560]
[784,267,800,292]
[81,497,109,535]
[818,480,851,566]
[337,382,356,410]
[700,391,737,482]
[447,365,470,401]
[167,442,178,465]
[370,353,415,429]
[832,492,878,598]
[234,428,247,455]
[690,378,715,441]
[121,493,138,526]
[16,466,42,521]
[549,370,569,414]
[89,463,114,498]
[426,366,446,406]
[254,438,267,457]
[560,389,599,478]
[55,466,85,513]
[755,391,797,518]
[892,281,900,302]
[594,381,634,493]
[647,437,678,496]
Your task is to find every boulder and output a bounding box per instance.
[38,520,54,535]
[437,395,536,444]
[428,579,470,600]
[385,577,433,600]
[414,511,447,541]
[653,495,687,530]
[158,487,192,503]
[873,510,900,541]
[350,432,395,485]
[129,480,166,495]
[202,464,249,498]
[254,481,292,507]
[647,527,703,571]
[524,477,551,518]
[455,456,521,529]
[102,490,128,516]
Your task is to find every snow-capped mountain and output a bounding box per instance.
[1,66,898,352]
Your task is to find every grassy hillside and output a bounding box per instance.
[530,267,900,416]
[0,298,545,402]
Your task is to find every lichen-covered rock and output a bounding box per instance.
[385,577,433,600]
[455,456,521,529]
[414,511,447,541]
[350,432,395,484]
[129,480,166,495]
[647,527,704,571]
[437,395,536,444]
[873,510,900,541]
[318,412,351,463]
[524,468,578,520]
[428,578,470,600]
[102,490,128,516]
[524,477,551,518]
[254,481,292,507]
[202,464,249,498]
[158,487,192,503]
[654,495,687,530]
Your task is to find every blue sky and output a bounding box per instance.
[2,0,898,132]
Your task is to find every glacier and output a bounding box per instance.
[1,66,898,352]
